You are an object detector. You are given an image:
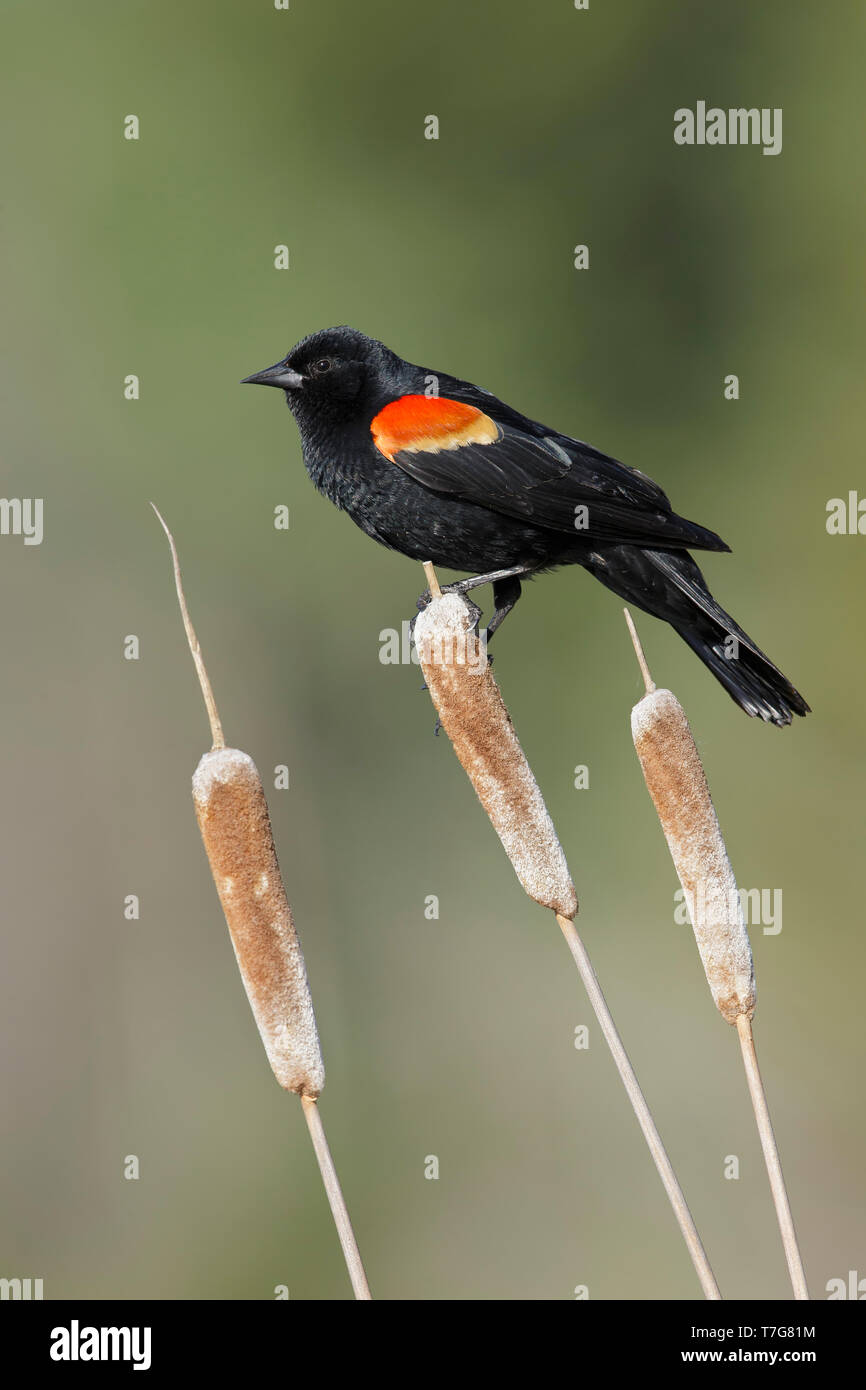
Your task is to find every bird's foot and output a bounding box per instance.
[410,592,484,645]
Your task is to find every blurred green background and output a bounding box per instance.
[1,0,863,1300]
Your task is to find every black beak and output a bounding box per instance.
[241,360,304,390]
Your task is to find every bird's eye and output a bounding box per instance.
[312,357,333,374]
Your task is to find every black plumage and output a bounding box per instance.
[243,326,809,726]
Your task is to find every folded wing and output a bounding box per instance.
[371,394,728,552]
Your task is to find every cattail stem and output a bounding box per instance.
[154,505,372,1300]
[736,1016,809,1299]
[624,607,656,697]
[414,564,720,1298]
[625,607,808,1300]
[151,502,224,749]
[556,913,722,1300]
[422,559,443,599]
[301,1096,372,1301]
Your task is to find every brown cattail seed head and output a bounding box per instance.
[414,592,578,917]
[631,688,755,1024]
[192,747,325,1096]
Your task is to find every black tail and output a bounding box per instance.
[582,545,810,726]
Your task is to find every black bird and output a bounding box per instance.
[243,326,808,726]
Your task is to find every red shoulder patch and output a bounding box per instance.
[371,395,500,463]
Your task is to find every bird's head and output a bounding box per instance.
[242,326,414,429]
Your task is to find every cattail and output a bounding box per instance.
[413,563,721,1300]
[625,607,808,1300]
[414,570,577,918]
[153,504,370,1299]
[192,747,324,1096]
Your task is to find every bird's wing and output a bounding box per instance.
[371,394,727,551]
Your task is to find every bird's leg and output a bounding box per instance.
[413,564,530,617]
[412,566,531,673]
[484,575,523,644]
[441,565,530,597]
[440,567,530,652]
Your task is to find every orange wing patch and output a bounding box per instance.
[371,395,500,462]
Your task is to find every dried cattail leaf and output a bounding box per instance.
[631,687,755,1024]
[192,747,325,1096]
[414,592,578,918]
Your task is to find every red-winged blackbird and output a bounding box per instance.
[243,326,808,726]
